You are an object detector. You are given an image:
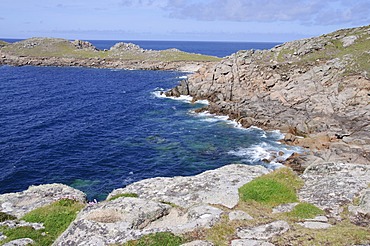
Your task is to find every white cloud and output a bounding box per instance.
[120,0,370,26]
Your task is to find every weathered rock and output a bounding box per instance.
[147,205,223,234]
[0,220,44,230]
[0,232,6,241]
[0,184,87,218]
[231,239,275,246]
[55,195,223,245]
[298,163,370,217]
[54,197,171,245]
[237,220,290,240]
[108,164,270,209]
[305,215,329,223]
[349,188,370,226]
[3,238,34,246]
[272,203,298,214]
[297,221,332,229]
[181,240,214,246]
[229,210,253,221]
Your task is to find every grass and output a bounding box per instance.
[271,220,370,246]
[123,232,183,246]
[286,202,324,219]
[0,199,84,246]
[238,167,304,207]
[108,193,138,201]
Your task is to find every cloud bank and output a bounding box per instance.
[121,0,370,26]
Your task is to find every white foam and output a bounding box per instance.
[228,142,301,169]
[177,75,188,79]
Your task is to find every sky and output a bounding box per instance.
[1,0,370,42]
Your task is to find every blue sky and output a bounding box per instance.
[1,0,370,42]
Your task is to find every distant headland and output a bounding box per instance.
[0,37,221,72]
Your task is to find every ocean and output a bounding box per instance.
[0,40,298,200]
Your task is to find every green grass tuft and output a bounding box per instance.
[108,193,138,201]
[238,168,303,207]
[0,199,84,246]
[123,232,183,246]
[287,202,324,219]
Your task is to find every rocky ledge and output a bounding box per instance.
[166,25,370,170]
[0,163,369,245]
[0,37,220,72]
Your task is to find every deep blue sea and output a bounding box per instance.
[0,40,298,200]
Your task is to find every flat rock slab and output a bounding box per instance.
[0,184,87,218]
[299,163,370,216]
[108,164,269,209]
[181,240,214,246]
[229,210,253,221]
[298,221,332,229]
[231,239,275,246]
[237,220,290,240]
[54,197,223,245]
[3,238,34,246]
[272,203,298,214]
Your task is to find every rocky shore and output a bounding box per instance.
[166,24,370,171]
[0,163,369,245]
[0,38,219,73]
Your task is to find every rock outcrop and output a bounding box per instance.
[0,184,86,218]
[108,164,270,209]
[166,25,370,167]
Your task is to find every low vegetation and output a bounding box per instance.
[0,199,84,246]
[108,193,139,201]
[123,232,183,246]
[238,167,303,206]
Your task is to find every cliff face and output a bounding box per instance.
[167,25,370,167]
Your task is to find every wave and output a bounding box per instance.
[152,88,209,105]
[228,142,301,169]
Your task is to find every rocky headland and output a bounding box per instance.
[0,38,220,72]
[166,24,370,172]
[1,25,370,245]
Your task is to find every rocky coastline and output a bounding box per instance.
[166,24,370,172]
[1,25,370,245]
